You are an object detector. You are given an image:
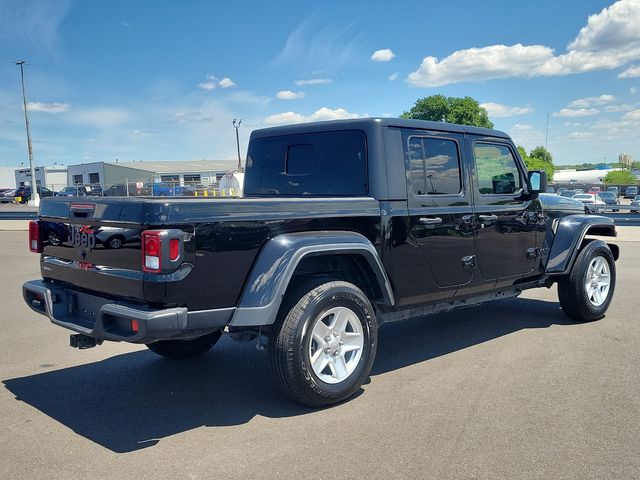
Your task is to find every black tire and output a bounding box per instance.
[269,279,377,407]
[558,240,616,322]
[146,331,222,359]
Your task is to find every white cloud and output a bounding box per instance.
[604,104,633,112]
[274,17,364,69]
[68,108,132,128]
[619,65,640,78]
[622,109,640,122]
[568,131,594,140]
[28,102,70,113]
[408,44,553,87]
[276,90,305,100]
[553,108,600,117]
[371,48,395,62]
[408,0,640,87]
[198,81,216,91]
[295,78,332,86]
[509,124,545,150]
[564,122,585,127]
[480,102,533,118]
[198,75,236,90]
[219,77,235,88]
[568,94,615,107]
[389,72,399,81]
[631,86,638,94]
[264,107,363,126]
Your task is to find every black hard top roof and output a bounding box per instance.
[251,117,510,139]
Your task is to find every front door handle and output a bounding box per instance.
[418,217,443,225]
[478,215,498,222]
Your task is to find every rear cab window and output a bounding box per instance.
[407,136,462,196]
[244,130,368,196]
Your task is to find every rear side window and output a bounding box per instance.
[473,143,522,195]
[244,130,367,196]
[408,137,461,195]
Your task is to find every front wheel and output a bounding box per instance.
[558,240,616,322]
[146,331,222,359]
[269,280,377,407]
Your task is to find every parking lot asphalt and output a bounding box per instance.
[0,231,638,480]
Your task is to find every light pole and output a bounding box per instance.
[233,118,242,172]
[545,113,549,151]
[15,60,39,205]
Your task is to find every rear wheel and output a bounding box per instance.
[146,331,222,359]
[558,240,616,322]
[269,280,377,407]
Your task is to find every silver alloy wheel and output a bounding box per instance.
[585,255,611,307]
[308,306,364,384]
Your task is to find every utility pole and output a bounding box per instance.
[545,113,549,151]
[15,60,39,205]
[233,118,242,172]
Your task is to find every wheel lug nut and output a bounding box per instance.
[333,331,339,337]
[324,348,331,354]
[324,336,331,342]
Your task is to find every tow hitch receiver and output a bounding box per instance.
[70,334,102,349]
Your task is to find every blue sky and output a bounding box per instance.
[0,0,638,167]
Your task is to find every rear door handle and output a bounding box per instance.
[418,217,443,225]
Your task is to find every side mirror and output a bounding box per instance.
[528,170,547,194]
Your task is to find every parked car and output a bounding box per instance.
[24,118,619,407]
[57,186,92,197]
[546,187,556,194]
[13,186,56,203]
[573,193,606,213]
[560,189,578,198]
[630,195,640,213]
[103,183,151,196]
[151,182,195,197]
[607,186,619,196]
[0,189,16,203]
[598,191,619,211]
[574,188,584,194]
[624,186,638,199]
[88,186,103,196]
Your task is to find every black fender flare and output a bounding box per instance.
[546,214,617,275]
[229,231,394,327]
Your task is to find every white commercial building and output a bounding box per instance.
[66,160,238,188]
[15,165,68,190]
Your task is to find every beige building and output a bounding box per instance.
[619,153,633,166]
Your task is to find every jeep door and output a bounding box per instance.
[403,129,475,288]
[468,138,538,280]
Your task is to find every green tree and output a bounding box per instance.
[529,146,553,164]
[603,170,637,184]
[401,95,494,129]
[517,145,554,181]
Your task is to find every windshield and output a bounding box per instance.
[599,192,614,199]
[573,194,592,199]
[61,187,77,193]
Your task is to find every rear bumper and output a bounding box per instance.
[23,279,233,343]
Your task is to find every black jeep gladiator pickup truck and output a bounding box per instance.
[23,118,618,407]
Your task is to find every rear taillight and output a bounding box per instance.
[169,238,180,261]
[142,231,162,273]
[28,220,42,253]
[141,229,184,273]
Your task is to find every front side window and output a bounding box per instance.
[473,143,522,195]
[408,137,462,195]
